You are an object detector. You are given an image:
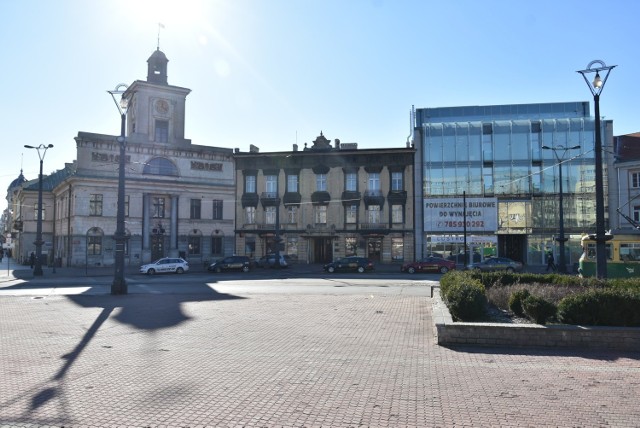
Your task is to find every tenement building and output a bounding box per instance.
[413,102,614,268]
[233,133,415,264]
[12,49,236,267]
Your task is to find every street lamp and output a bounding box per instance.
[542,144,580,273]
[24,143,54,276]
[108,83,130,295]
[578,60,616,279]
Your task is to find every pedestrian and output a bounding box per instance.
[0,248,4,262]
[546,252,556,272]
[29,252,35,269]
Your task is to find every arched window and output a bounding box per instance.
[87,227,103,255]
[143,157,178,176]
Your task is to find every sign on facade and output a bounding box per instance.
[424,197,498,232]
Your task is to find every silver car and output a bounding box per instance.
[140,257,189,275]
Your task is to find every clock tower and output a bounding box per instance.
[125,48,192,146]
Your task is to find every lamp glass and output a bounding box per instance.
[593,72,603,88]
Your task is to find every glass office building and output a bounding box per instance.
[413,102,613,268]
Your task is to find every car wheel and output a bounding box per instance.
[328,266,335,273]
[506,267,515,273]
[176,267,184,274]
[215,267,222,273]
[357,266,365,273]
[147,268,155,275]
[407,267,416,274]
[242,266,250,272]
[439,266,449,274]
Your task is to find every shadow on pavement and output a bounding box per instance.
[26,285,244,414]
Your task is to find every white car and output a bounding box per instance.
[139,257,189,275]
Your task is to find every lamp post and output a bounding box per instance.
[578,60,616,279]
[108,84,130,295]
[542,144,580,273]
[24,144,54,276]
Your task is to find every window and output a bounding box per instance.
[287,174,298,192]
[286,237,298,258]
[87,227,103,255]
[265,175,277,193]
[346,205,357,224]
[155,120,169,143]
[188,236,201,255]
[286,206,297,223]
[143,158,177,176]
[367,205,381,223]
[316,174,327,191]
[368,173,380,191]
[212,200,223,220]
[152,197,165,218]
[190,199,201,219]
[245,175,256,193]
[211,236,223,256]
[33,203,45,220]
[314,205,327,224]
[634,206,640,223]
[265,206,276,224]
[392,205,403,223]
[124,195,130,217]
[391,172,403,191]
[245,236,255,258]
[245,206,256,224]
[345,237,358,257]
[345,172,357,191]
[632,172,640,188]
[89,194,103,216]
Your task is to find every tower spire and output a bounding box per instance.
[157,23,165,50]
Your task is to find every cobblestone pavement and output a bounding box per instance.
[1,288,640,427]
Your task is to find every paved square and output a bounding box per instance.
[1,291,639,427]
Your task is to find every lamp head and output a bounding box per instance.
[24,145,35,149]
[593,72,603,89]
[47,144,54,149]
[541,145,551,150]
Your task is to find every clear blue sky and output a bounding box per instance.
[1,0,638,204]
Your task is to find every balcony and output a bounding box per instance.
[260,192,281,207]
[283,192,301,205]
[387,190,407,204]
[341,191,361,205]
[241,193,259,208]
[364,189,385,207]
[311,191,331,204]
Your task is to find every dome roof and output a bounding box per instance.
[7,170,26,191]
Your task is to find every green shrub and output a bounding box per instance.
[521,295,556,325]
[508,289,530,317]
[441,278,487,321]
[557,288,640,326]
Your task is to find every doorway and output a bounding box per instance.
[151,235,165,261]
[498,235,526,263]
[313,238,333,263]
[367,238,382,262]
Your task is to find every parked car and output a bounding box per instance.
[139,257,189,275]
[256,254,289,268]
[401,256,456,274]
[323,257,374,273]
[208,255,253,273]
[468,257,524,273]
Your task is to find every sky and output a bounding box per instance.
[1,0,638,207]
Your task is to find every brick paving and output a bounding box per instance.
[1,288,640,427]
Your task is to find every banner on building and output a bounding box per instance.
[424,197,498,232]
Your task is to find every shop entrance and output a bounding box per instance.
[367,238,382,262]
[498,235,526,263]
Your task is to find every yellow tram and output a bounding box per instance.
[579,234,640,278]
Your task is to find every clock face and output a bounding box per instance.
[155,99,169,114]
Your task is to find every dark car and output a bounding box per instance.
[256,254,289,269]
[208,255,253,273]
[323,257,374,273]
[401,256,456,274]
[468,257,524,273]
